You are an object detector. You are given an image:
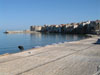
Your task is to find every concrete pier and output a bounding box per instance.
[0,36,100,75]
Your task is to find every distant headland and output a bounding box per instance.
[5,20,100,35]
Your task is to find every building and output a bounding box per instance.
[30,26,42,31]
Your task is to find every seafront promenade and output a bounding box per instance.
[0,36,100,75]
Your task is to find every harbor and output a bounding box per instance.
[0,36,100,75]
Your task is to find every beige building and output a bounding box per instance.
[30,26,42,31]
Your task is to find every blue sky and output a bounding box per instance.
[0,0,100,30]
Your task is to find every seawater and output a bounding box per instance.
[0,32,86,55]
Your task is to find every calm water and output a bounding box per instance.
[0,32,86,55]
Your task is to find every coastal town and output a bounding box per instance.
[1,20,100,75]
[5,20,100,35]
[0,0,100,75]
[30,20,100,34]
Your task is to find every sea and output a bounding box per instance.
[0,31,87,55]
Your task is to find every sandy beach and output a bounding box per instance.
[0,36,100,75]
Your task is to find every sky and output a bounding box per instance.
[0,0,100,30]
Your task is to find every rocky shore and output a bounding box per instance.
[0,36,100,75]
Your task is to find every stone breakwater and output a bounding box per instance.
[0,36,100,75]
[4,30,39,34]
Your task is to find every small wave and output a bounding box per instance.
[58,42,63,44]
[52,43,57,45]
[44,44,50,47]
[34,46,41,48]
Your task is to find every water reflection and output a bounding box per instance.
[0,32,86,55]
[30,32,85,46]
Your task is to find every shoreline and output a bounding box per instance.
[0,35,96,57]
[0,35,100,75]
